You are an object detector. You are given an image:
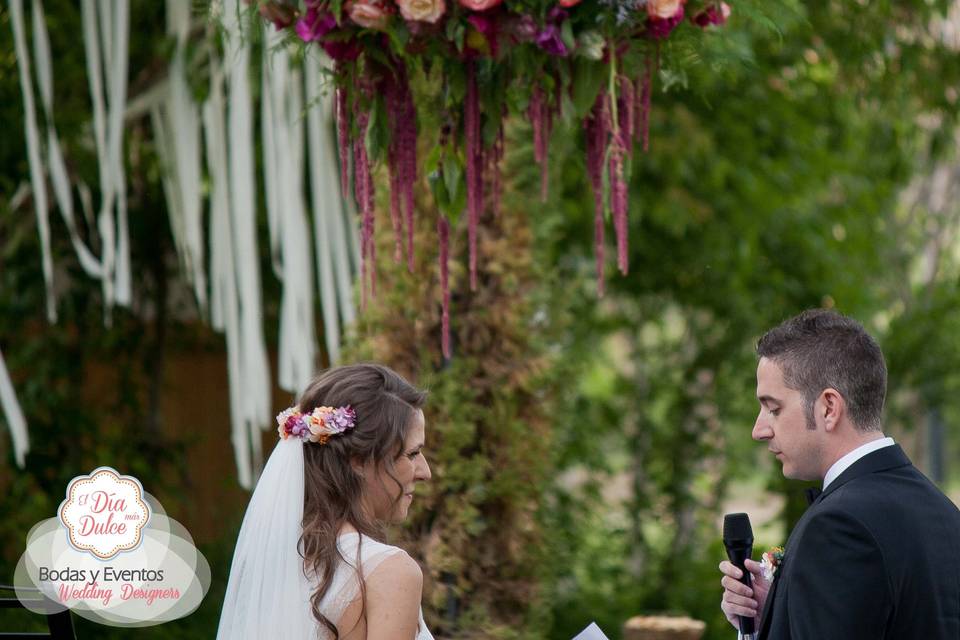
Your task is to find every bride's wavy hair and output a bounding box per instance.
[296,363,427,638]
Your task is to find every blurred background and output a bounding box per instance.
[2,1,960,638]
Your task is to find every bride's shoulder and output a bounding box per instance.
[338,534,423,588]
[364,551,424,622]
[368,548,423,587]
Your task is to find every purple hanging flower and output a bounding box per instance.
[536,24,568,56]
[296,7,336,41]
[506,14,538,42]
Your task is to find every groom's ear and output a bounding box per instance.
[818,388,844,432]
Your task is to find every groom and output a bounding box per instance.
[719,309,960,639]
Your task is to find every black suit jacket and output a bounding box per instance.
[758,445,960,639]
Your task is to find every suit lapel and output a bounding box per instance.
[758,445,912,638]
[757,563,782,639]
[818,444,910,503]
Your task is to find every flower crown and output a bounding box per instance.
[276,405,357,445]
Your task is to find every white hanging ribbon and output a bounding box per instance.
[10,0,57,323]
[204,57,255,489]
[31,0,104,278]
[0,348,28,468]
[80,0,132,319]
[106,0,131,307]
[223,0,272,484]
[262,26,317,393]
[159,0,208,315]
[305,54,358,362]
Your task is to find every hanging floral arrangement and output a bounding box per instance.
[258,0,731,358]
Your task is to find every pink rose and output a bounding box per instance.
[458,0,503,11]
[397,0,446,23]
[346,0,393,30]
[646,0,684,19]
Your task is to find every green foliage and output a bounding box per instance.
[4,1,960,639]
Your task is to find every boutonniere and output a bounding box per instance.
[761,546,785,581]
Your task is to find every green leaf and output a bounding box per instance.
[387,20,410,52]
[561,20,576,53]
[572,59,606,118]
[428,168,451,213]
[364,95,388,163]
[443,154,463,206]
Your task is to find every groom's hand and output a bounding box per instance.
[719,559,768,630]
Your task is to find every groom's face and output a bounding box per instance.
[752,357,824,481]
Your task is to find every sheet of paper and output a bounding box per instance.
[572,622,611,640]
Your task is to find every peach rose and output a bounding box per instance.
[646,0,684,19]
[458,0,503,11]
[397,0,446,23]
[346,0,393,30]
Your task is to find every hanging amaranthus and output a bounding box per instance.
[335,85,351,197]
[383,61,418,271]
[528,84,554,203]
[353,104,375,307]
[584,92,608,296]
[465,60,483,292]
[276,0,730,356]
[438,214,451,360]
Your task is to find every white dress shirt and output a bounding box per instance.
[822,436,895,490]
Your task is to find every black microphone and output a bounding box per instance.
[723,512,756,640]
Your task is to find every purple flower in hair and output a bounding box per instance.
[329,406,357,433]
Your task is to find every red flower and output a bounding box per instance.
[559,0,582,6]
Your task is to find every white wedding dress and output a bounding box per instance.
[318,532,434,640]
[217,439,434,640]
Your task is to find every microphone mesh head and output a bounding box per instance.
[723,512,753,541]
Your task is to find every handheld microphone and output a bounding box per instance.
[723,513,756,640]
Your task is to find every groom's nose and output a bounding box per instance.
[752,414,772,441]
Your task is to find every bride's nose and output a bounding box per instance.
[416,456,432,482]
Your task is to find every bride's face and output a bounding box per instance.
[362,410,431,522]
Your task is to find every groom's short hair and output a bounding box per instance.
[757,309,887,432]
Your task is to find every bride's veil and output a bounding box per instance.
[217,438,314,638]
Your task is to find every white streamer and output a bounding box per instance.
[305,55,352,362]
[0,348,28,467]
[157,0,208,315]
[262,27,317,393]
[223,0,272,485]
[30,0,103,278]
[10,0,56,323]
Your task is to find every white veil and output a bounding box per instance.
[217,438,315,639]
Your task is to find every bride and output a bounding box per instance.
[217,363,434,639]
